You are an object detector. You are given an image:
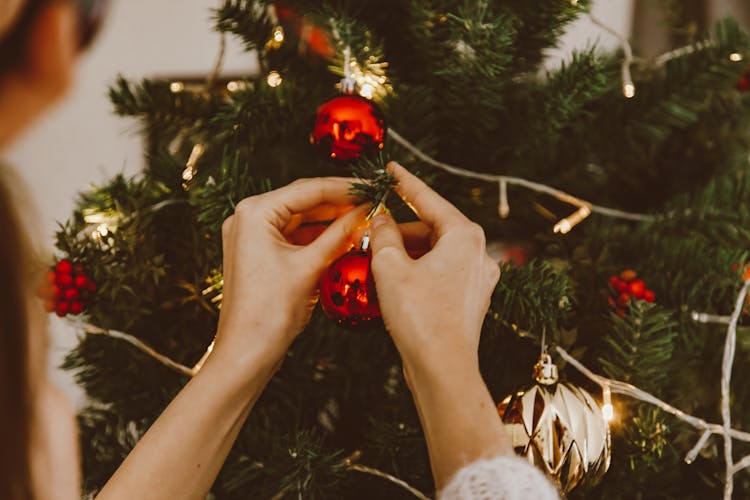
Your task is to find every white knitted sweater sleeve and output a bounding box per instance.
[438,456,560,500]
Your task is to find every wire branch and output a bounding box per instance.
[388,129,653,229]
[72,320,198,378]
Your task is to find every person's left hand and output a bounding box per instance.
[213,177,370,368]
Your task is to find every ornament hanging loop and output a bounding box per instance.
[534,353,559,385]
[341,46,357,94]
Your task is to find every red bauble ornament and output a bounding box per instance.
[310,94,386,161]
[319,241,381,328]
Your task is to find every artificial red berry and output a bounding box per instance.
[615,309,626,318]
[629,279,646,298]
[44,300,56,313]
[55,301,70,317]
[620,269,637,282]
[87,282,97,292]
[45,270,57,284]
[70,302,84,315]
[73,264,85,276]
[74,275,88,289]
[52,285,62,299]
[739,76,749,92]
[615,281,628,293]
[56,260,73,275]
[643,290,655,303]
[617,292,631,307]
[608,276,620,287]
[64,288,80,301]
[55,273,74,289]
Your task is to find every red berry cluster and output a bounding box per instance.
[608,269,655,317]
[40,259,97,317]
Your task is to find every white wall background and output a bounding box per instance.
[4,0,633,405]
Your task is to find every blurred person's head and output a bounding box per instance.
[0,1,107,498]
[0,0,79,147]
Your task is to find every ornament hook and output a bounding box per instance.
[533,353,559,385]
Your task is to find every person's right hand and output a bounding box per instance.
[368,163,500,377]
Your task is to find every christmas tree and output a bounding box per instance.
[53,1,750,498]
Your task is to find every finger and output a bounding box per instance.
[303,203,371,263]
[252,177,359,229]
[369,213,409,261]
[282,204,355,237]
[389,162,466,236]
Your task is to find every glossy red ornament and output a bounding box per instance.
[310,95,386,161]
[319,241,381,328]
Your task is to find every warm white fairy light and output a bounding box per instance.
[169,81,184,93]
[226,81,240,93]
[359,83,375,99]
[498,179,510,218]
[273,26,285,43]
[94,223,109,238]
[553,205,592,234]
[267,70,283,87]
[730,52,743,62]
[181,143,206,188]
[623,81,636,99]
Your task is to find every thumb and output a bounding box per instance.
[369,214,408,262]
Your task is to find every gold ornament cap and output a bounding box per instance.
[533,354,559,385]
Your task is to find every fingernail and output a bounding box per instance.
[386,161,401,173]
[370,213,389,229]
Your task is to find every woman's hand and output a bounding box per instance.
[214,177,369,368]
[368,163,509,488]
[98,178,368,500]
[369,163,500,376]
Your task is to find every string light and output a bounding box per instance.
[266,70,283,87]
[554,205,592,234]
[226,81,240,93]
[169,81,184,93]
[265,26,285,50]
[498,179,510,218]
[359,83,375,99]
[556,279,750,498]
[181,143,206,188]
[623,81,636,99]
[388,129,652,232]
[730,52,743,62]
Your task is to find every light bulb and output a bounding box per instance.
[170,81,184,93]
[359,83,375,99]
[267,71,282,87]
[623,81,636,99]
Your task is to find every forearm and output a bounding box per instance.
[405,352,512,490]
[96,343,279,500]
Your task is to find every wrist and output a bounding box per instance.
[205,328,289,386]
[402,343,480,394]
